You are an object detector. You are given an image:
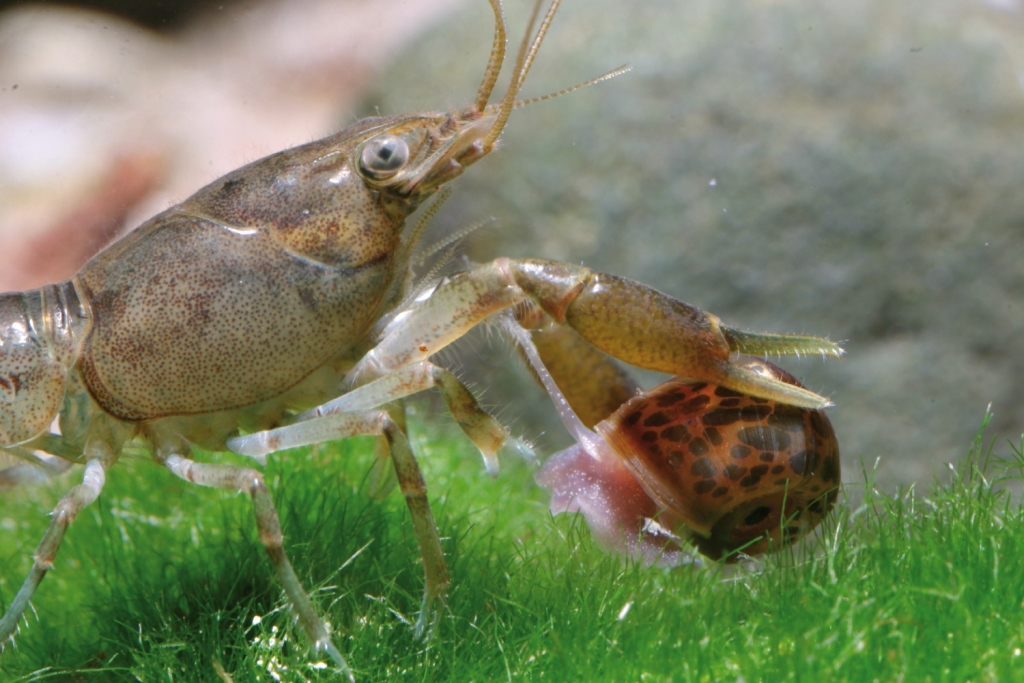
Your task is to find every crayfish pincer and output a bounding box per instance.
[0,0,842,675]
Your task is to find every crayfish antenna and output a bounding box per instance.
[511,64,631,109]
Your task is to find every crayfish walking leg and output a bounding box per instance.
[230,408,451,641]
[160,453,354,680]
[0,458,110,647]
[228,361,511,636]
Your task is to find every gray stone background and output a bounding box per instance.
[362,0,1024,487]
[2,0,1023,488]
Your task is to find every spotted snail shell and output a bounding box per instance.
[536,358,840,563]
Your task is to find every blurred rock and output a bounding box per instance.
[363,0,1024,485]
[0,0,463,291]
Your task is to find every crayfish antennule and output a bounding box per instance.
[481,0,564,150]
[473,0,508,113]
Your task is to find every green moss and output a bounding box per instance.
[2,416,1024,682]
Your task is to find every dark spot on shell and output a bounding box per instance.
[690,382,708,392]
[622,410,643,427]
[737,426,791,452]
[679,395,712,414]
[739,404,773,422]
[714,386,744,398]
[749,396,770,404]
[661,425,691,443]
[656,390,689,407]
[759,452,775,462]
[740,474,762,488]
[771,465,785,475]
[808,500,824,514]
[731,444,752,460]
[693,479,716,495]
[743,506,771,526]
[750,464,770,477]
[701,408,741,427]
[644,411,672,427]
[703,427,723,446]
[712,486,729,498]
[810,485,821,492]
[790,450,807,475]
[725,464,747,481]
[822,455,840,483]
[688,437,709,457]
[666,450,685,468]
[690,457,717,479]
[786,526,800,536]
[719,398,741,408]
[641,431,658,443]
[647,443,663,458]
[766,404,805,430]
[809,411,832,438]
[773,478,788,486]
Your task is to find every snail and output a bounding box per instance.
[507,318,840,564]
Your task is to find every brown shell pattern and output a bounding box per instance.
[596,358,840,561]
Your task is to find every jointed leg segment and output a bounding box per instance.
[296,361,506,475]
[228,407,450,639]
[226,360,503,639]
[350,258,843,409]
[0,458,108,647]
[160,453,354,680]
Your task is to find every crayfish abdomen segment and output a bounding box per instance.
[0,282,88,446]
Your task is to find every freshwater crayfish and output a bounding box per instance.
[0,0,843,675]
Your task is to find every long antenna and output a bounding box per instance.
[512,65,630,109]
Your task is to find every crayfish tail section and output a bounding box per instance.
[0,282,90,446]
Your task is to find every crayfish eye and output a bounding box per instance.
[359,134,410,179]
